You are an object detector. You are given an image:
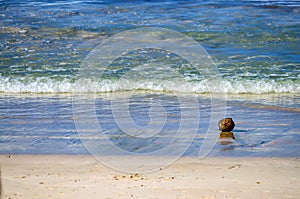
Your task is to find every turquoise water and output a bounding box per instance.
[0,0,299,93]
[0,0,299,156]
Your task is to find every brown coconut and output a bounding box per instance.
[218,118,235,132]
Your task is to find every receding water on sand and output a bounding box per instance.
[0,92,299,157]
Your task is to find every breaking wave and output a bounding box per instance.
[0,76,298,94]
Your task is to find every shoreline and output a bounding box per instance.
[1,155,299,199]
[0,91,299,98]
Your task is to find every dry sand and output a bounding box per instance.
[0,155,299,199]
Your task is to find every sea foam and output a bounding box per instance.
[0,76,299,94]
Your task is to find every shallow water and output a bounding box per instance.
[0,93,299,157]
[0,0,299,93]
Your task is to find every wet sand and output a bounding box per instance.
[1,155,299,199]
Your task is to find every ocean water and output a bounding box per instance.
[0,0,299,157]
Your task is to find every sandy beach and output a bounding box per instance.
[1,155,299,199]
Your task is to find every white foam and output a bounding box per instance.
[0,76,299,94]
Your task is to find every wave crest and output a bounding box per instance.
[0,77,299,94]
